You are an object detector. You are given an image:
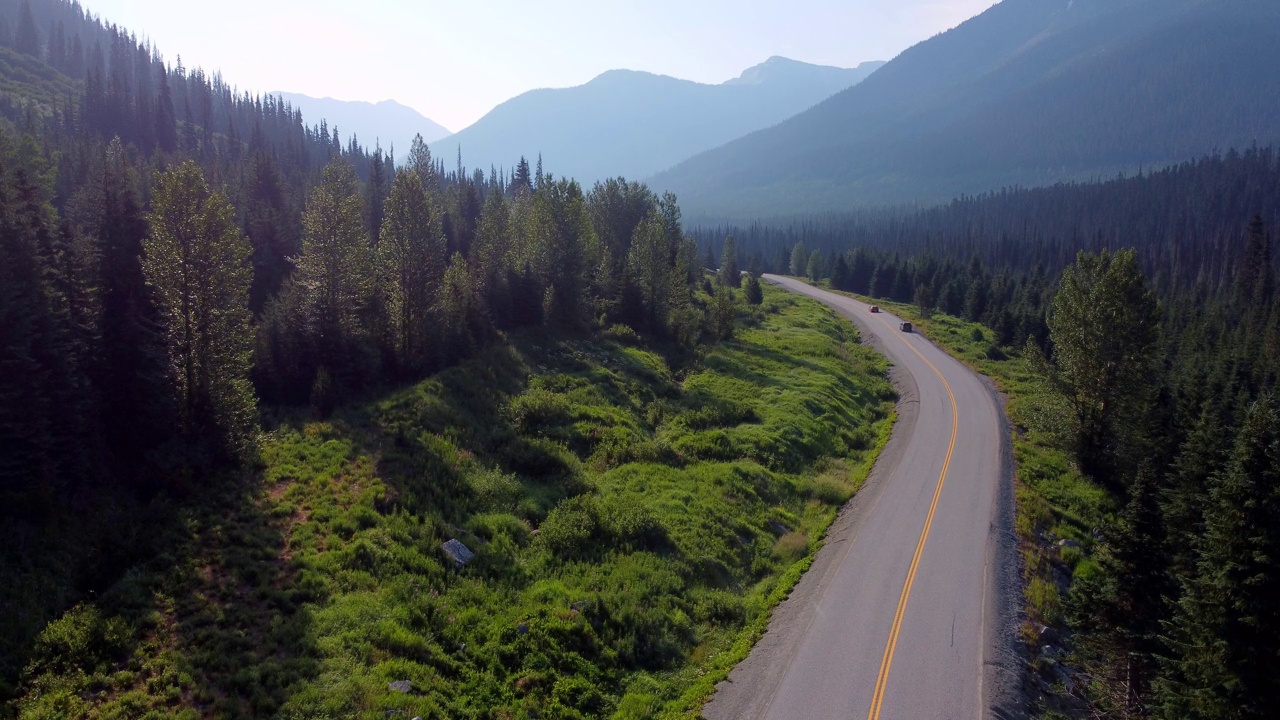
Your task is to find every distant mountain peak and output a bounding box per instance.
[430,56,883,185]
[726,56,886,86]
[272,92,451,156]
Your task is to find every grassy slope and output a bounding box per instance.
[10,284,895,720]
[0,48,80,123]
[822,285,1115,707]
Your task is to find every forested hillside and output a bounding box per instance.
[430,57,884,187]
[0,1,900,716]
[701,146,1280,718]
[655,0,1280,219]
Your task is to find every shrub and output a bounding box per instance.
[771,532,809,564]
[985,343,1009,361]
[468,466,522,510]
[604,324,641,344]
[507,389,573,433]
[28,604,133,677]
[538,496,601,557]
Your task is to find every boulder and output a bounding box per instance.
[388,680,412,693]
[441,538,475,568]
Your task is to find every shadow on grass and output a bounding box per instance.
[2,468,321,719]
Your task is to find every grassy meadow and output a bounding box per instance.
[10,283,895,720]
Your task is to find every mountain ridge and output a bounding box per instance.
[430,57,884,184]
[271,92,451,156]
[651,0,1280,220]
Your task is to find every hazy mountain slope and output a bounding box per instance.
[430,57,884,184]
[273,92,451,156]
[652,0,1280,220]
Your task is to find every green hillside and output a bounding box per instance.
[9,284,894,719]
[0,45,79,123]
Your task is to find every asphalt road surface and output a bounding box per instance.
[703,276,1015,720]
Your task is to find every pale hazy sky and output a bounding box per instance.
[80,0,1000,132]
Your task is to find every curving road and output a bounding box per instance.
[703,276,1017,720]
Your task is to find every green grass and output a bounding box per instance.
[9,284,895,719]
[814,285,1116,643]
[0,47,81,125]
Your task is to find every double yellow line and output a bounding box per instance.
[865,311,960,720]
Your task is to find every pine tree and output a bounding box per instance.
[244,152,293,314]
[0,136,84,499]
[294,161,375,386]
[377,169,444,375]
[472,187,511,326]
[744,274,764,305]
[1068,465,1170,715]
[711,282,736,340]
[718,235,739,287]
[438,254,484,362]
[529,178,598,329]
[15,2,39,57]
[367,147,388,242]
[628,213,675,334]
[143,161,257,463]
[406,133,438,191]
[154,66,178,152]
[1157,397,1280,719]
[73,139,174,482]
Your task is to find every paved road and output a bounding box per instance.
[704,276,1012,720]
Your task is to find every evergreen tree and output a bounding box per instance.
[72,139,174,482]
[406,133,438,192]
[529,178,598,329]
[244,151,293,313]
[14,2,38,57]
[1157,397,1280,719]
[627,213,675,334]
[711,282,736,340]
[744,274,764,305]
[154,66,178,152]
[143,161,256,463]
[0,135,85,499]
[377,169,444,375]
[438,254,483,361]
[1068,465,1170,715]
[294,160,375,387]
[367,146,389,242]
[513,156,533,194]
[718,235,739,287]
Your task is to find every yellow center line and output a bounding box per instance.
[864,308,960,720]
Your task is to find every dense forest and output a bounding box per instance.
[694,150,1280,718]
